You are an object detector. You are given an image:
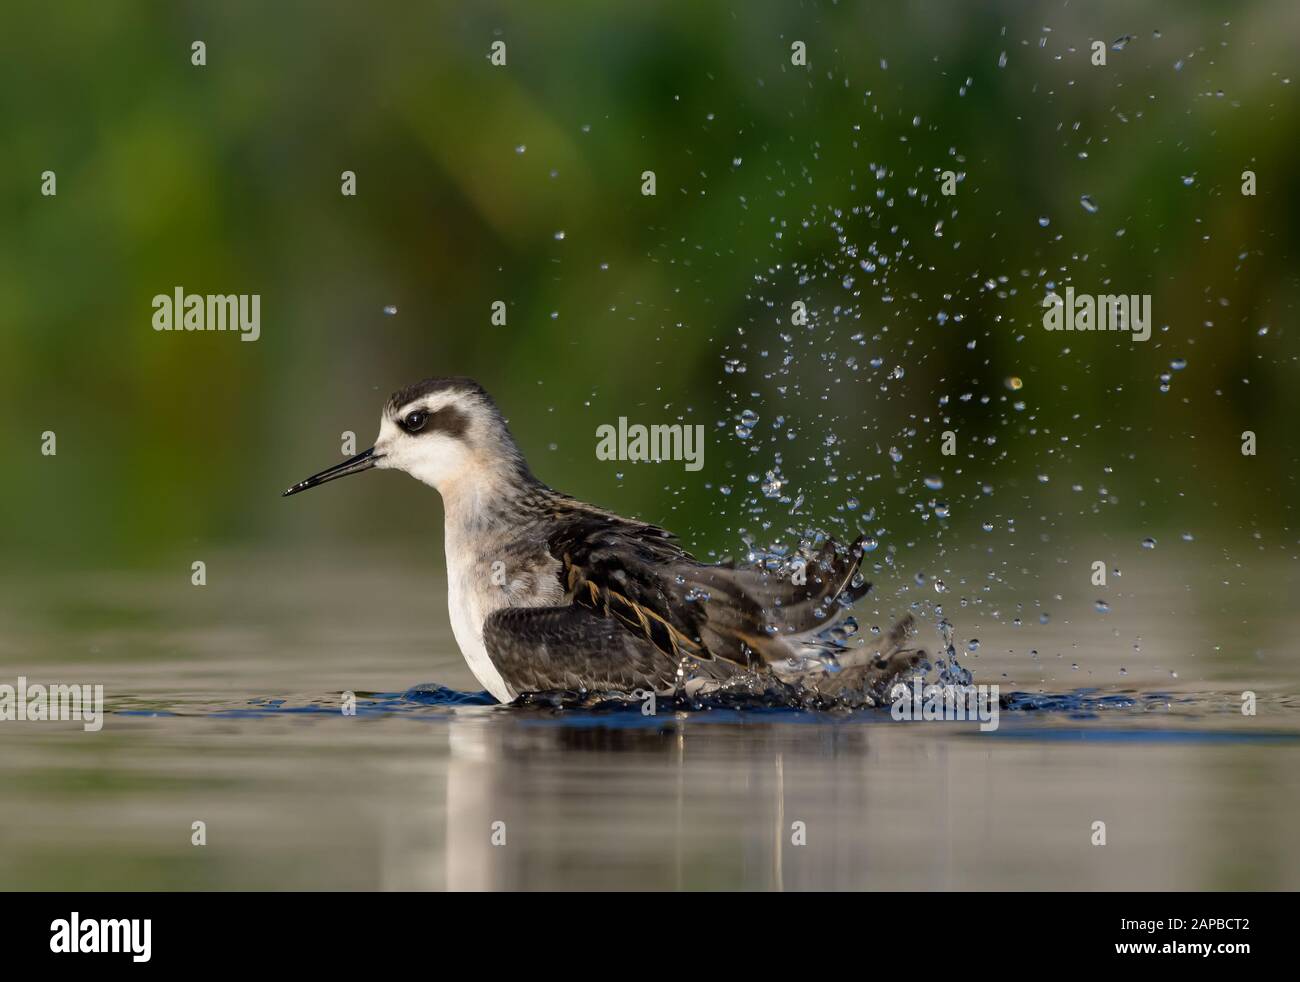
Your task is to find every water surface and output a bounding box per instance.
[2,547,1297,890]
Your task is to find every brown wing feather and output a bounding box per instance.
[546,502,871,669]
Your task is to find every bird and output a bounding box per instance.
[283,377,923,706]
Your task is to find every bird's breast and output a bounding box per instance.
[443,532,565,701]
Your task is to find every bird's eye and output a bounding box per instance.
[404,410,428,432]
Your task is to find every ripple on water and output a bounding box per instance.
[106,686,1300,744]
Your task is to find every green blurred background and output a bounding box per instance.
[1,0,1296,578]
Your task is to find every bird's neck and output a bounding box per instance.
[439,466,550,550]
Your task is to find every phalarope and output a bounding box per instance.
[284,377,920,704]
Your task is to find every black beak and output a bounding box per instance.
[282,447,381,497]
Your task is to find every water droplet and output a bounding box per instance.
[1141,537,1156,549]
[1005,375,1023,390]
[553,230,566,240]
[997,51,1007,68]
[1095,600,1110,613]
[514,144,526,154]
[924,475,944,490]
[1037,216,1050,227]
[382,305,398,316]
[1080,194,1099,214]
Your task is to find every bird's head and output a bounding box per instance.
[282,377,533,499]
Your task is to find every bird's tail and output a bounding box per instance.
[798,613,927,703]
[682,533,910,668]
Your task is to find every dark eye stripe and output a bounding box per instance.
[400,406,468,439]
